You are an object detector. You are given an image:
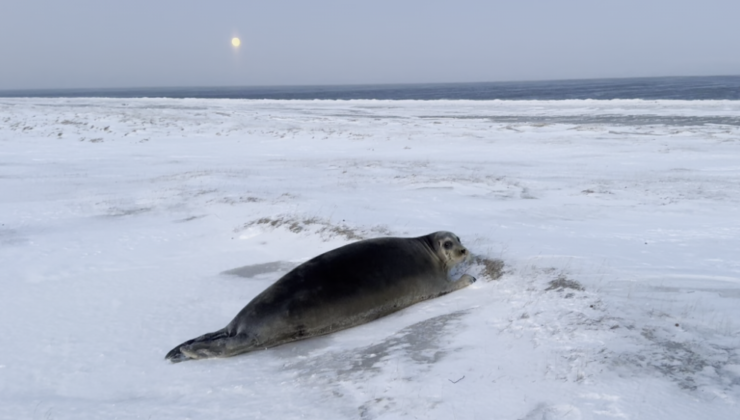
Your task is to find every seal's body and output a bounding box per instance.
[166,231,474,362]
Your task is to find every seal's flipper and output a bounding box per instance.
[448,274,476,292]
[165,328,231,363]
[165,346,188,363]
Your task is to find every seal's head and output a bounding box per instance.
[429,231,470,270]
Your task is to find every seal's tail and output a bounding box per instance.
[165,328,231,363]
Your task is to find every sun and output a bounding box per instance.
[231,37,241,47]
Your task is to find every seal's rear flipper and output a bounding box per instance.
[165,346,189,363]
[165,328,230,363]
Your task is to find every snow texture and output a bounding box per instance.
[1,98,739,419]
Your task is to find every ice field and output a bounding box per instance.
[1,98,739,419]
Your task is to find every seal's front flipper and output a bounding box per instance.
[165,328,230,363]
[449,274,476,292]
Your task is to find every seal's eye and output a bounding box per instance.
[443,240,453,250]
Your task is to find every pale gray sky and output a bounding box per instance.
[1,0,739,90]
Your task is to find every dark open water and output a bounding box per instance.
[1,76,739,100]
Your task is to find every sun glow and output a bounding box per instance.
[231,37,241,47]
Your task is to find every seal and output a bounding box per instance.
[165,231,475,362]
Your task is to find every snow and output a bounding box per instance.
[1,97,739,419]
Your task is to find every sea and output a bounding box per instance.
[1,75,739,101]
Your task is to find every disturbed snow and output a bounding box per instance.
[1,98,739,419]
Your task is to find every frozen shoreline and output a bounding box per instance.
[2,98,739,419]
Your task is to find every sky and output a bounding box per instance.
[1,0,739,90]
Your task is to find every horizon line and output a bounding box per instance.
[2,74,739,94]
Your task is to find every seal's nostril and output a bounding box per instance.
[461,249,467,254]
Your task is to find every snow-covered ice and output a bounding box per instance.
[1,98,739,419]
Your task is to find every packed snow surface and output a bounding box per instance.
[1,98,739,419]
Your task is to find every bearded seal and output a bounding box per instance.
[165,231,474,362]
